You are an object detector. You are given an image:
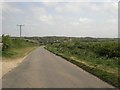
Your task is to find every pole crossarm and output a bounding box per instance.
[16,24,25,37]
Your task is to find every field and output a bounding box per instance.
[45,37,119,88]
[2,35,38,59]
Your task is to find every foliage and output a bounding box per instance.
[2,35,13,51]
[45,38,119,88]
[2,35,38,58]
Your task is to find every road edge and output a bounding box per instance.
[1,47,38,78]
[44,47,118,89]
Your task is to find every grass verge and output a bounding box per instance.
[2,46,38,60]
[2,36,39,59]
[45,46,119,89]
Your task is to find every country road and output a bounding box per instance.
[2,47,115,88]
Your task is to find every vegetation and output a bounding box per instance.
[2,35,38,59]
[2,35,119,87]
[24,36,72,45]
[45,38,119,88]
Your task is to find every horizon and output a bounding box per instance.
[1,35,119,39]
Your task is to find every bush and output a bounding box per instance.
[2,35,13,51]
[94,42,119,58]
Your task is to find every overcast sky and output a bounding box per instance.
[1,0,118,38]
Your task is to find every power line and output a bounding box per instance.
[17,24,25,37]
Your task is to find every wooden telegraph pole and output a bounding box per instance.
[17,24,25,37]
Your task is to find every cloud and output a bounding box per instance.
[55,6,63,13]
[55,2,82,13]
[70,22,80,25]
[100,3,117,13]
[103,0,118,2]
[2,2,23,13]
[79,18,95,23]
[88,2,117,16]
[42,2,59,7]
[30,6,55,25]
[55,2,118,16]
[39,15,55,24]
[70,17,95,26]
[31,6,47,16]
[106,19,117,24]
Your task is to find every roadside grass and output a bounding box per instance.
[45,42,119,88]
[2,46,38,60]
[2,35,39,59]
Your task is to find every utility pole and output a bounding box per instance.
[17,24,25,37]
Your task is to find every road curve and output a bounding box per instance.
[2,47,115,88]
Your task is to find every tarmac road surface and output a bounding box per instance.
[2,47,115,88]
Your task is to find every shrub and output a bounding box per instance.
[2,35,13,51]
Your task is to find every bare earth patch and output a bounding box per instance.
[1,47,38,78]
[1,55,27,77]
